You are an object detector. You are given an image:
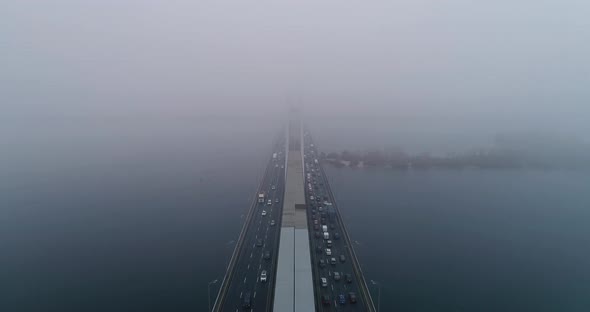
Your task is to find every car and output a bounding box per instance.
[338,294,346,304]
[331,257,337,265]
[243,292,252,308]
[325,248,331,256]
[267,199,272,205]
[321,218,327,225]
[330,223,335,230]
[340,255,346,262]
[348,292,357,303]
[314,224,320,230]
[270,220,275,226]
[334,272,341,281]
[275,198,279,203]
[321,277,328,287]
[317,246,323,253]
[256,239,263,247]
[275,164,279,168]
[261,210,267,216]
[315,231,321,238]
[319,259,325,268]
[314,220,319,225]
[345,274,353,283]
[280,165,284,169]
[334,232,340,240]
[260,270,267,282]
[326,240,332,247]
[321,295,331,305]
[271,185,276,190]
[264,251,271,260]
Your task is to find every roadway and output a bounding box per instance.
[303,132,375,312]
[215,137,287,312]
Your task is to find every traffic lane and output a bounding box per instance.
[327,244,361,311]
[222,177,275,311]
[219,145,284,311]
[232,166,284,311]
[306,178,365,309]
[236,182,280,309]
[255,167,285,308]
[314,178,367,309]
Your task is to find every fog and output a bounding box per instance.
[2,0,590,146]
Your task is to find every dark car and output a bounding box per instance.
[314,224,320,230]
[315,231,321,238]
[243,292,252,308]
[321,218,327,225]
[330,223,336,230]
[345,274,353,283]
[316,246,323,253]
[348,292,357,303]
[264,251,271,260]
[319,259,325,268]
[334,232,340,240]
[256,239,263,247]
[338,294,346,304]
[340,255,346,263]
[321,295,331,305]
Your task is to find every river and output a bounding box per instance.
[2,119,589,311]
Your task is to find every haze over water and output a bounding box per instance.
[2,0,590,311]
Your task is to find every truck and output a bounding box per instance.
[258,193,265,204]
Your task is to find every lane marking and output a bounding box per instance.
[240,291,243,298]
[247,264,250,270]
[244,277,247,284]
[254,291,257,298]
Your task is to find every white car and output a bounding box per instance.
[260,270,267,282]
[271,185,276,190]
[321,277,328,287]
[270,220,275,226]
[262,210,267,216]
[325,248,332,256]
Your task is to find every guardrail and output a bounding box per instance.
[212,145,277,312]
[317,151,377,312]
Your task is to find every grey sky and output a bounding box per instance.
[1,0,589,137]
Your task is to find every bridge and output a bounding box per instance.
[213,118,376,311]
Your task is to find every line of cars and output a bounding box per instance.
[303,139,359,308]
[239,149,285,310]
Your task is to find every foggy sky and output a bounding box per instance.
[2,0,589,138]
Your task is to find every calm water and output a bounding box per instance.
[325,166,590,312]
[0,118,278,311]
[2,119,590,311]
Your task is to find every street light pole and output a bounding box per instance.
[370,279,381,312]
[208,279,218,312]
